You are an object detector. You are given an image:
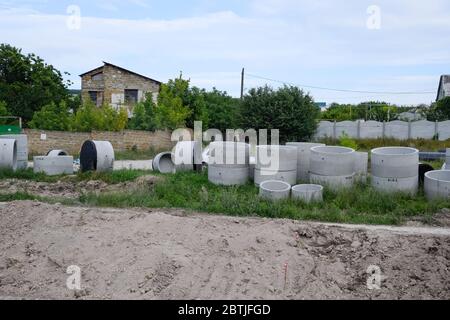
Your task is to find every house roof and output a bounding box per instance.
[437,75,450,101]
[79,62,162,84]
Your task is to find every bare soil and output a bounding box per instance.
[0,201,448,300]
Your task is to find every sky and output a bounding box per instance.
[1,0,450,105]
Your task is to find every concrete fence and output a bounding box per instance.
[23,129,173,156]
[314,120,450,141]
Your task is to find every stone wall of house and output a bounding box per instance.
[23,129,173,156]
[81,64,160,109]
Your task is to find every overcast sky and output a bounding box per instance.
[1,0,449,105]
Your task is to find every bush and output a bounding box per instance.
[0,100,9,125]
[426,97,450,121]
[128,93,157,131]
[239,85,320,143]
[29,101,72,131]
[71,100,127,132]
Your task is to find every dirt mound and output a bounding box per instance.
[0,201,448,299]
[0,175,162,199]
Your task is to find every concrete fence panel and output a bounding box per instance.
[410,120,436,140]
[335,121,358,138]
[360,121,383,139]
[384,120,409,140]
[314,121,334,139]
[438,120,450,141]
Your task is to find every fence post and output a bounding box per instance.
[357,120,361,139]
[333,120,337,140]
[408,120,412,140]
[435,120,439,139]
[382,121,386,139]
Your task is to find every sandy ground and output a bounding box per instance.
[0,200,449,300]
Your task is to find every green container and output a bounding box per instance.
[0,125,21,134]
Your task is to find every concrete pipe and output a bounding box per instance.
[80,140,115,173]
[0,138,17,171]
[172,141,202,172]
[254,168,297,186]
[310,146,355,176]
[2,134,28,169]
[259,180,291,201]
[249,156,256,181]
[425,170,450,200]
[291,184,323,203]
[47,149,69,157]
[371,175,418,194]
[354,151,369,183]
[310,173,355,190]
[208,141,249,167]
[286,142,325,182]
[153,152,175,174]
[33,156,74,176]
[371,147,419,178]
[371,147,418,194]
[256,145,297,171]
[208,165,249,186]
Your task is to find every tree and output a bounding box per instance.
[203,88,239,133]
[128,93,157,131]
[426,97,450,121]
[155,78,192,130]
[72,100,128,132]
[0,44,71,123]
[29,101,72,131]
[239,85,320,143]
[0,100,9,125]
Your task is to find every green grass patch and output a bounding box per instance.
[0,168,153,184]
[78,171,450,225]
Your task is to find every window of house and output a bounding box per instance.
[88,91,98,105]
[124,89,139,105]
[91,72,103,81]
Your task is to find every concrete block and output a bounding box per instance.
[33,156,74,176]
[153,152,175,174]
[424,170,450,200]
[256,145,297,171]
[310,173,355,190]
[371,147,419,178]
[286,142,325,182]
[310,146,355,176]
[292,184,323,203]
[0,138,17,171]
[208,165,249,186]
[254,168,297,186]
[372,175,418,194]
[259,180,291,201]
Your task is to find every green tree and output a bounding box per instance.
[155,78,192,130]
[128,93,157,131]
[28,101,72,131]
[0,44,71,123]
[72,100,128,132]
[203,88,239,133]
[426,97,450,121]
[239,85,320,143]
[0,100,9,125]
[184,86,209,128]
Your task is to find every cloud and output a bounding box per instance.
[0,1,449,105]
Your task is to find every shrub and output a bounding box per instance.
[128,93,157,131]
[239,85,320,143]
[29,101,72,131]
[71,100,127,132]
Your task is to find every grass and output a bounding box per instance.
[0,168,153,184]
[77,171,450,225]
[1,165,449,226]
[319,137,450,152]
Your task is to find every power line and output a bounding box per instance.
[246,73,435,95]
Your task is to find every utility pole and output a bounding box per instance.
[240,68,245,100]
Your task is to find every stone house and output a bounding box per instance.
[80,62,161,111]
[436,75,450,101]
